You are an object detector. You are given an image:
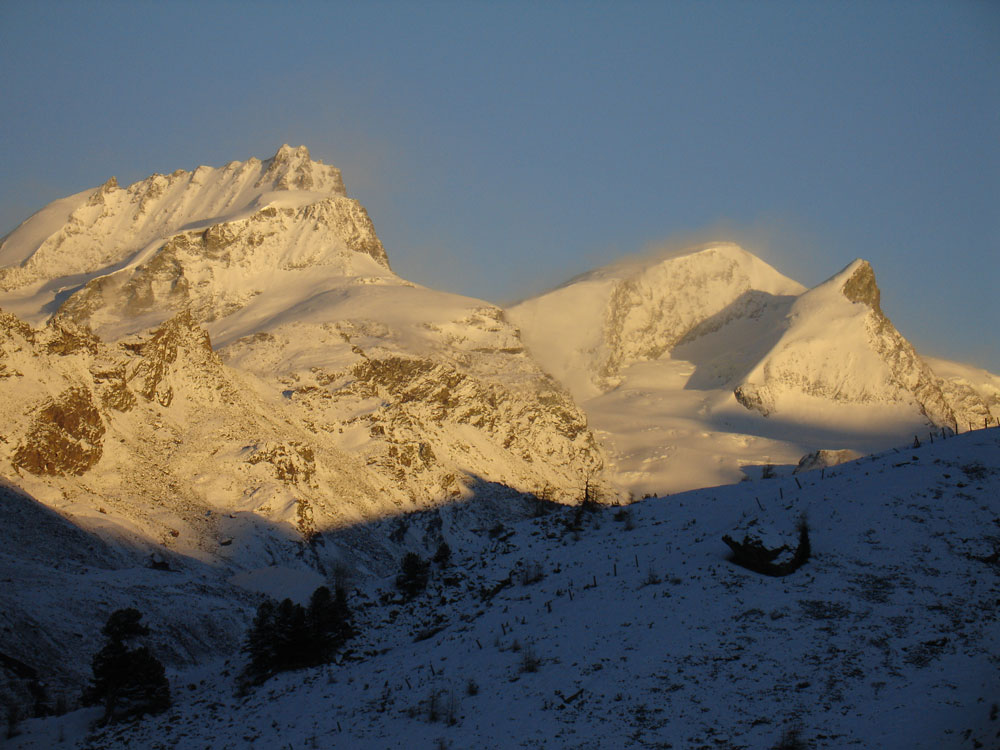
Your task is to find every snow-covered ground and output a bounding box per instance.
[11,426,999,749]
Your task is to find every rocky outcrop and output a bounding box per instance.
[13,386,105,476]
[794,449,863,473]
[128,310,221,407]
[247,441,317,485]
[845,263,957,428]
[284,349,605,504]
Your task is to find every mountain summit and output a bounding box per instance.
[0,145,387,339]
[733,259,960,429]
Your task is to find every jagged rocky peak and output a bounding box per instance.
[0,146,391,335]
[0,145,376,300]
[253,143,347,194]
[86,175,120,205]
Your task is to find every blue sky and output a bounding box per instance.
[1,1,997,370]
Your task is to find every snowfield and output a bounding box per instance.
[10,426,999,749]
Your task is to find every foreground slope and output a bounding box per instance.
[14,426,999,749]
[509,244,998,495]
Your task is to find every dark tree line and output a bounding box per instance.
[240,585,352,688]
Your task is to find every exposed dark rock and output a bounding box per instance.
[247,441,317,484]
[841,260,882,314]
[13,387,105,476]
[723,520,810,577]
[129,310,217,406]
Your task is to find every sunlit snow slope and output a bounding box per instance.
[508,244,998,496]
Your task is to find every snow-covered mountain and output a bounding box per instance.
[0,145,605,521]
[509,243,998,495]
[2,146,998,745]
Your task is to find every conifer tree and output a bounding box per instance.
[396,552,429,599]
[83,609,170,723]
[433,541,452,567]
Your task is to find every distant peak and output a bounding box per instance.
[839,259,882,315]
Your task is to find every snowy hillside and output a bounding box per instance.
[11,426,999,749]
[509,245,998,496]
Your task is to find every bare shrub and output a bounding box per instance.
[520,644,541,673]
